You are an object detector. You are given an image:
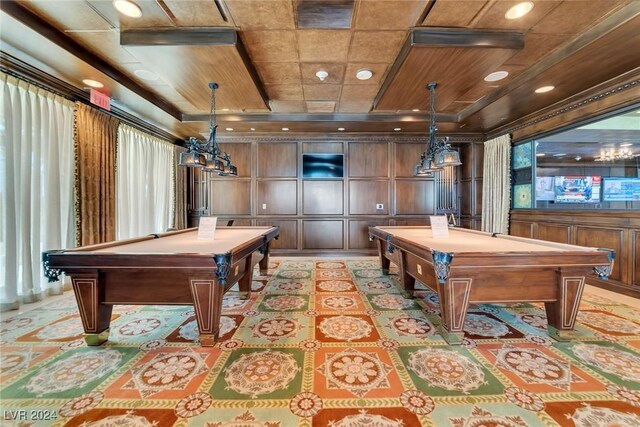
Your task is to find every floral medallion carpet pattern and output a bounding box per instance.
[1,258,640,426]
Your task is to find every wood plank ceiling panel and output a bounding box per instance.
[374,46,520,112]
[122,44,268,111]
[300,63,346,84]
[265,85,304,101]
[354,0,428,29]
[162,1,230,26]
[241,31,299,63]
[25,0,114,30]
[461,14,640,130]
[349,31,406,63]
[422,1,487,27]
[472,0,562,31]
[343,63,387,85]
[297,30,351,62]
[225,0,296,30]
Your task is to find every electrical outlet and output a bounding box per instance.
[262,203,267,210]
[417,264,422,275]
[376,203,384,210]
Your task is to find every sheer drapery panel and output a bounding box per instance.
[1,73,75,310]
[173,146,187,230]
[481,134,511,234]
[116,124,175,239]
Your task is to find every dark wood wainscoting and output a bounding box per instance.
[510,210,640,297]
[187,136,482,254]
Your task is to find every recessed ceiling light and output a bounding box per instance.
[505,2,534,20]
[535,85,555,93]
[536,153,545,157]
[553,153,566,157]
[393,127,401,131]
[484,71,509,82]
[356,69,373,81]
[412,109,420,112]
[620,143,632,147]
[222,108,229,111]
[250,128,256,131]
[113,0,142,18]
[338,127,345,131]
[82,79,104,88]
[315,70,329,81]
[282,127,289,131]
[134,69,158,81]
[225,128,233,131]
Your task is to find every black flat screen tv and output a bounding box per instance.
[302,153,344,178]
[602,177,640,201]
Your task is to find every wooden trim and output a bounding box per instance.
[185,112,459,123]
[0,52,182,144]
[121,28,237,46]
[411,27,524,49]
[215,133,482,144]
[0,0,182,121]
[459,1,640,123]
[236,36,270,110]
[494,73,640,142]
[214,0,230,22]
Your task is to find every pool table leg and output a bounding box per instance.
[237,255,254,300]
[376,240,391,275]
[259,243,271,275]
[398,251,416,298]
[189,277,223,346]
[71,274,113,346]
[436,278,473,345]
[545,271,586,341]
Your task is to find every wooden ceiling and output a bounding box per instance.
[1,0,639,139]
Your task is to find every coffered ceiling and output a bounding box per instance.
[1,0,639,140]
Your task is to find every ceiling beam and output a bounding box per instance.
[411,27,524,49]
[373,26,524,111]
[120,27,270,112]
[183,112,458,123]
[0,0,183,121]
[120,28,237,46]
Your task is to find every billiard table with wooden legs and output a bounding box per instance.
[369,226,614,344]
[43,226,279,346]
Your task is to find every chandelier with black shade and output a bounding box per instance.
[178,82,237,176]
[414,82,462,176]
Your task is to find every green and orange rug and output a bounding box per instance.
[1,258,639,426]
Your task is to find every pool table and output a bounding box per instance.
[369,226,615,344]
[43,226,279,346]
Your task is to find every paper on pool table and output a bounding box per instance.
[91,228,271,254]
[378,227,598,253]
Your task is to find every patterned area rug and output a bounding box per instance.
[1,258,640,426]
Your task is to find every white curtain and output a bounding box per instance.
[116,124,175,239]
[1,73,75,310]
[481,134,511,234]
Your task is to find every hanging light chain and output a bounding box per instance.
[209,82,218,132]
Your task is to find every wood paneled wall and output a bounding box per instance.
[459,142,484,230]
[510,210,640,298]
[189,136,461,253]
